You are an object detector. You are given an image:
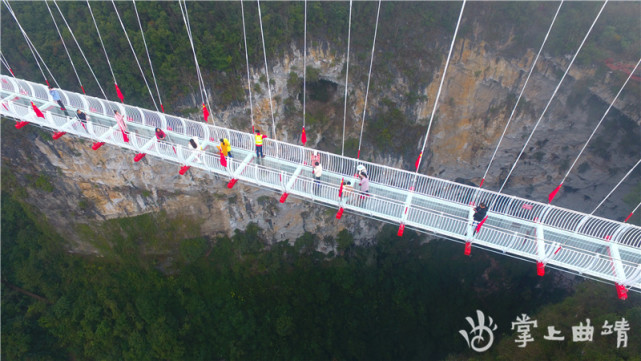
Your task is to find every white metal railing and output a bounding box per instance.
[1,74,640,293]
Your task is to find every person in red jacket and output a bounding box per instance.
[155,127,166,141]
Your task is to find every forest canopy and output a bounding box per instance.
[2,1,638,110]
[2,186,640,360]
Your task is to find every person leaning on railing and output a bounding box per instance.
[189,137,203,162]
[76,109,88,130]
[155,127,166,141]
[219,138,233,158]
[343,181,354,201]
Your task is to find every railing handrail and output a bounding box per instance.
[2,74,640,292]
[4,74,638,249]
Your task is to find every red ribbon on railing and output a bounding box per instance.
[31,102,44,118]
[475,216,487,234]
[220,152,227,167]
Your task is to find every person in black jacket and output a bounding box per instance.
[473,203,488,234]
[76,109,88,130]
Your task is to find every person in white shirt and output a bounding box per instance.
[188,137,203,162]
[313,162,323,194]
[313,162,323,180]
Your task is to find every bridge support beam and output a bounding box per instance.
[133,137,157,163]
[535,207,555,276]
[280,165,304,203]
[610,226,632,300]
[464,204,476,255]
[227,153,255,188]
[398,193,414,237]
[91,124,120,151]
[608,238,628,300]
[536,221,546,276]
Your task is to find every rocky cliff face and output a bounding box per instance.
[2,36,640,254]
[2,124,382,254]
[210,39,640,217]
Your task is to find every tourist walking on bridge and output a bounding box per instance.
[49,86,65,111]
[255,130,267,159]
[114,110,129,143]
[313,161,323,194]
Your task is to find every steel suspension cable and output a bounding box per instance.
[3,0,58,87]
[22,37,49,84]
[302,0,307,145]
[178,0,213,124]
[111,0,158,111]
[341,0,353,156]
[52,0,107,99]
[356,0,381,160]
[495,0,608,199]
[479,0,564,189]
[183,1,206,99]
[132,0,164,112]
[624,202,641,223]
[590,158,641,216]
[44,0,85,94]
[414,0,466,175]
[86,0,118,96]
[549,57,641,204]
[0,53,15,77]
[240,0,255,132]
[257,0,277,140]
[177,0,203,99]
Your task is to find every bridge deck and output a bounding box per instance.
[2,75,640,295]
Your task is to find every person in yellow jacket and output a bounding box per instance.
[255,130,267,158]
[218,138,233,158]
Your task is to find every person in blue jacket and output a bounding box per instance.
[49,86,65,111]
